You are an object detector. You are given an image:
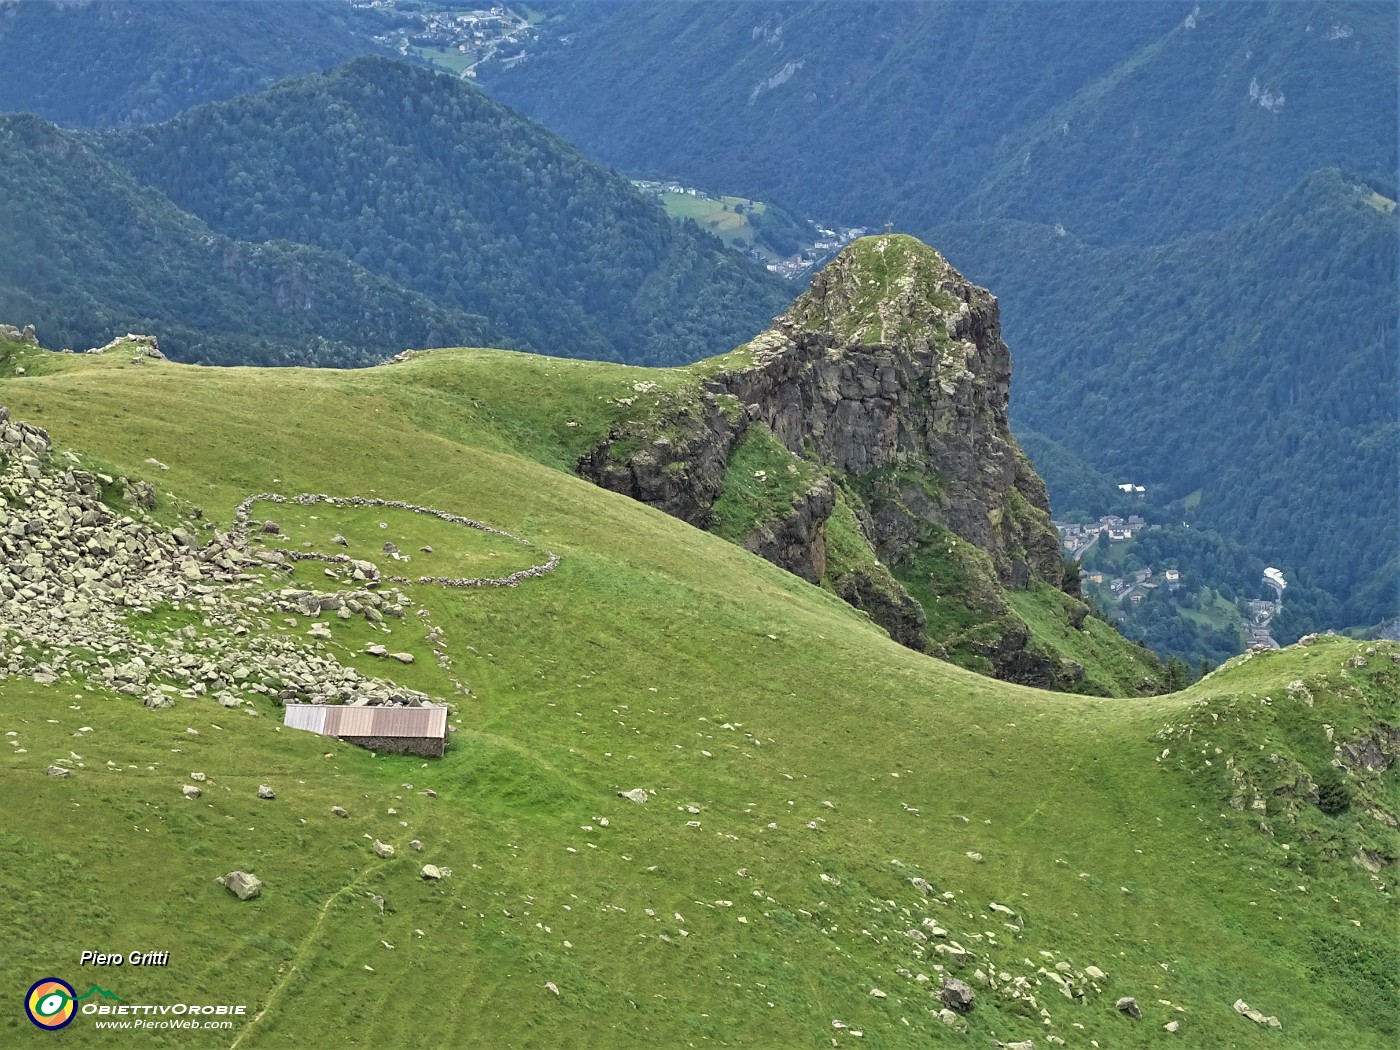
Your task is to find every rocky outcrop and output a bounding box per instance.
[742,477,835,583]
[0,323,38,345]
[580,236,1077,681]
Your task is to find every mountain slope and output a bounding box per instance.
[0,0,386,128]
[102,57,790,367]
[931,169,1399,633]
[0,113,501,366]
[1,332,1396,1047]
[480,1,1396,244]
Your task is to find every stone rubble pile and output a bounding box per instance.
[0,406,444,709]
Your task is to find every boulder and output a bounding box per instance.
[420,864,444,880]
[46,765,69,777]
[219,871,262,901]
[618,788,648,803]
[938,977,975,1013]
[373,840,395,859]
[257,784,276,800]
[182,784,201,799]
[909,876,932,896]
[331,806,349,818]
[1116,997,1141,1019]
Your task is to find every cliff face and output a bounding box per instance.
[581,236,1153,693]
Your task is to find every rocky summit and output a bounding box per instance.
[581,236,1127,690]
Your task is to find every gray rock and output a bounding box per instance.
[618,788,648,804]
[46,765,69,777]
[373,840,395,858]
[409,839,422,851]
[910,876,932,896]
[182,784,201,798]
[937,977,975,1012]
[390,652,414,664]
[420,864,444,880]
[1164,1021,1180,1033]
[257,784,276,800]
[219,871,262,900]
[331,806,349,818]
[1116,997,1142,1019]
[1233,1000,1280,1027]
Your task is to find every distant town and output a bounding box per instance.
[351,1,538,78]
[1058,505,1287,649]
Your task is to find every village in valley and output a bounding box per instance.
[629,180,867,279]
[351,0,540,78]
[1057,484,1287,657]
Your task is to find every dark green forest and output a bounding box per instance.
[0,114,502,367]
[0,0,389,128]
[934,170,1397,631]
[103,58,789,367]
[481,1,1397,245]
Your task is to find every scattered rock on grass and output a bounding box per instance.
[1116,997,1142,1019]
[218,871,262,900]
[938,977,975,1012]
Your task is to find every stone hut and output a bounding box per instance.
[283,704,448,757]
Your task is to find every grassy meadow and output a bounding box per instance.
[0,339,1395,1047]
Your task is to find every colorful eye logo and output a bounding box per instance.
[25,978,77,1030]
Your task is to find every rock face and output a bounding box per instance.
[580,236,1082,686]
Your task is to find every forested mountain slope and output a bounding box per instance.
[0,114,501,367]
[932,170,1398,633]
[103,57,790,366]
[0,0,387,128]
[481,1,1396,244]
[479,1,1397,633]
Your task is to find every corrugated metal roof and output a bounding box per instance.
[283,706,327,734]
[283,705,447,739]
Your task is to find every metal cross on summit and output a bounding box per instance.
[884,220,895,234]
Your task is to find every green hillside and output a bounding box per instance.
[2,334,1396,1047]
[102,57,789,367]
[932,169,1398,633]
[0,114,502,367]
[480,1,1396,245]
[0,0,388,128]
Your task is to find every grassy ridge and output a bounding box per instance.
[1,343,1395,1047]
